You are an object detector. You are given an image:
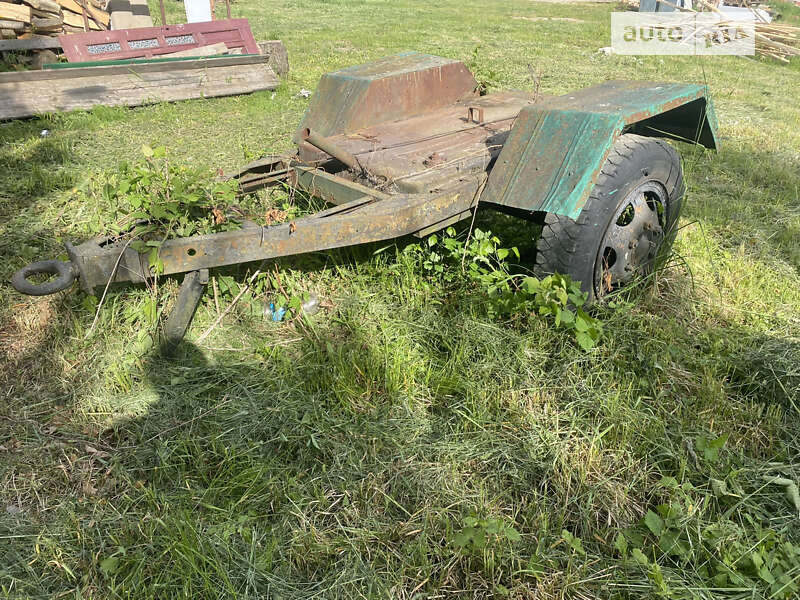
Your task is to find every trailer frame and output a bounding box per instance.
[10,52,719,345]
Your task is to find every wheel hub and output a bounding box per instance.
[595,182,667,296]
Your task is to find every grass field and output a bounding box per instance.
[1,0,800,598]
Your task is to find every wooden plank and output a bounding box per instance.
[163,42,229,58]
[0,2,32,23]
[44,52,256,68]
[1,53,267,81]
[0,35,61,50]
[0,61,279,120]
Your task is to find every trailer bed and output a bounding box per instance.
[318,90,540,193]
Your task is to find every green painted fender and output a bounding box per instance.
[482,80,718,219]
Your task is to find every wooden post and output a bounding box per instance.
[159,0,166,26]
[225,0,230,19]
[78,0,90,31]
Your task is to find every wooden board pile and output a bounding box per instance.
[625,0,800,62]
[692,0,800,62]
[753,21,800,62]
[0,0,109,40]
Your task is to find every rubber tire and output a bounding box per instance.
[534,133,685,304]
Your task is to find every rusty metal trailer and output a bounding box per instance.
[11,53,718,344]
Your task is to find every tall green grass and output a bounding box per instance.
[1,0,799,598]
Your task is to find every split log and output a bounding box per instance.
[31,16,63,29]
[32,13,63,23]
[0,2,33,23]
[22,0,62,13]
[0,34,60,49]
[32,8,63,17]
[62,9,101,29]
[54,0,107,26]
[0,18,25,30]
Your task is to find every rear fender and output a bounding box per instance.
[482,80,718,219]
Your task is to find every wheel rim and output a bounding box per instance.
[594,181,668,298]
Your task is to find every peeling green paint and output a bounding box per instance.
[483,80,718,219]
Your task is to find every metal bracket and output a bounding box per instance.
[467,106,485,124]
[161,268,209,352]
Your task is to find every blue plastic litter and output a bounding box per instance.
[267,302,287,322]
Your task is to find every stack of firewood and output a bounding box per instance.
[0,0,109,39]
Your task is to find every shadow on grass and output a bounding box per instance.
[0,294,100,578]
[0,120,81,288]
[0,122,76,217]
[83,337,479,597]
[2,261,799,597]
